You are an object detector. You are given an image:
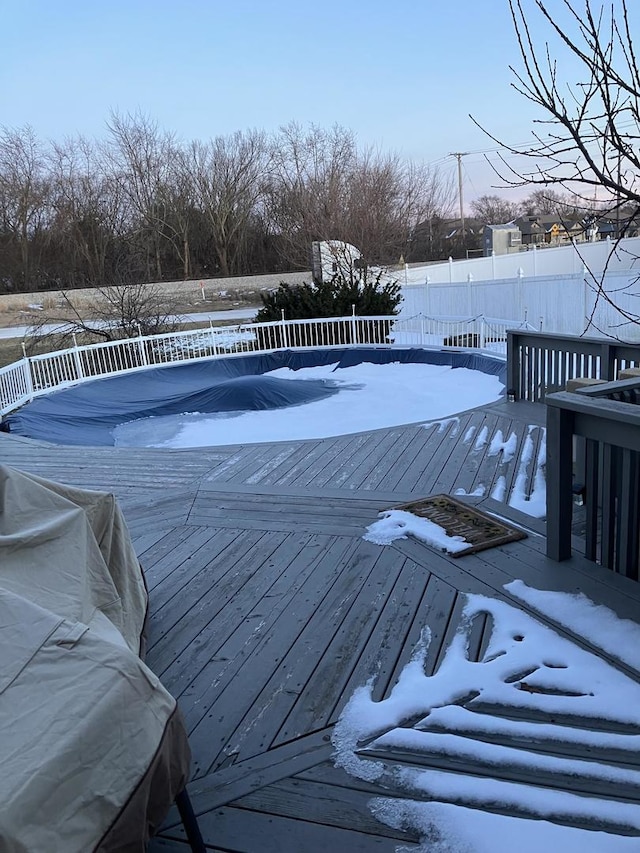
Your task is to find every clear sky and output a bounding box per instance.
[0,0,574,202]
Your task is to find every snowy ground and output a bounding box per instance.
[333,583,640,852]
[113,361,504,448]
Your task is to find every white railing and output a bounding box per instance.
[391,313,533,353]
[0,313,527,417]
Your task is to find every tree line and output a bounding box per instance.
[0,115,458,295]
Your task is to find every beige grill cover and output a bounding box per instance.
[0,465,190,852]
[0,465,147,654]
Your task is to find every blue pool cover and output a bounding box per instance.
[5,348,506,447]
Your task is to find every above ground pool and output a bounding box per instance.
[5,348,506,447]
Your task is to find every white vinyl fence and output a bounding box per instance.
[400,269,640,341]
[404,235,640,285]
[0,313,527,417]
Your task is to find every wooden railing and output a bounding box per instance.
[546,377,640,581]
[0,313,525,418]
[507,330,640,403]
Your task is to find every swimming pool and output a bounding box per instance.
[5,348,506,447]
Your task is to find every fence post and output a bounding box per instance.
[546,402,575,561]
[135,323,149,367]
[209,321,219,356]
[600,341,616,380]
[506,332,520,401]
[479,317,486,350]
[280,310,290,349]
[20,343,35,400]
[72,333,85,381]
[351,304,359,345]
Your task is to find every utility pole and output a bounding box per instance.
[450,152,468,240]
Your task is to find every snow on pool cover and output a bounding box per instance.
[5,348,505,447]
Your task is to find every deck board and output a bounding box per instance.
[4,397,640,851]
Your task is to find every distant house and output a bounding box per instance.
[485,214,621,256]
[514,215,585,247]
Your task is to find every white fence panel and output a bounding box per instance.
[405,236,640,285]
[401,269,640,341]
[0,360,32,413]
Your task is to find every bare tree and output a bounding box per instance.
[480,0,640,224]
[470,194,521,224]
[266,123,455,268]
[519,188,581,216]
[346,152,453,264]
[478,0,640,337]
[0,125,50,291]
[105,111,178,281]
[48,136,130,288]
[184,129,270,277]
[265,123,355,268]
[26,282,182,355]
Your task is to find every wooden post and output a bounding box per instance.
[506,331,519,401]
[600,341,616,381]
[546,403,575,561]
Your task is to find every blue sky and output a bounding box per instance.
[1,0,573,201]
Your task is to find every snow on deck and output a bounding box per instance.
[3,396,638,851]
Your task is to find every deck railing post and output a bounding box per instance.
[72,334,85,381]
[600,341,616,380]
[546,402,575,561]
[20,343,35,400]
[209,321,219,356]
[506,331,520,401]
[134,324,149,367]
[351,305,359,346]
[280,310,290,349]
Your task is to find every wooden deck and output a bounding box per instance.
[3,398,640,850]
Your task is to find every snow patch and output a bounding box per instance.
[506,580,640,673]
[488,429,518,462]
[491,475,506,502]
[363,510,468,554]
[463,425,476,443]
[508,426,546,518]
[115,361,503,448]
[474,425,489,449]
[334,588,640,848]
[454,485,485,497]
[371,798,640,853]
